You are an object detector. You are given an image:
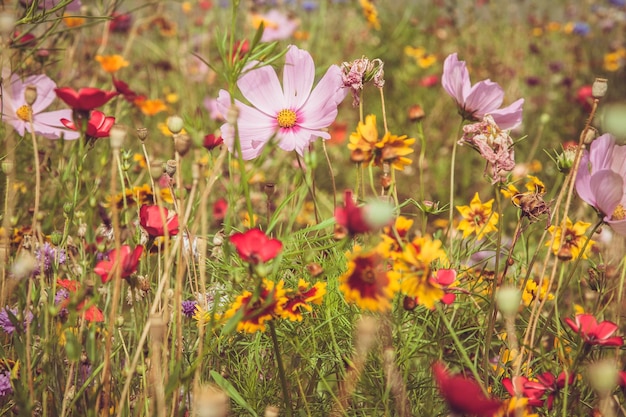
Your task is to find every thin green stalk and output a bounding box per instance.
[268,321,292,417]
[446,120,465,246]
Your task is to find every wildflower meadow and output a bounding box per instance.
[2,0,626,416]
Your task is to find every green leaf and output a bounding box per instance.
[210,370,259,417]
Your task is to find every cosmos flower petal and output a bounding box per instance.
[237,63,285,115]
[489,98,525,130]
[24,74,58,113]
[576,152,596,207]
[442,53,471,105]
[464,80,504,117]
[588,134,616,174]
[590,170,623,216]
[299,64,346,130]
[283,45,315,109]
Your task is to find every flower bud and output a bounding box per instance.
[363,198,395,229]
[50,231,62,245]
[136,127,148,141]
[167,115,184,134]
[556,144,577,173]
[592,78,608,99]
[496,286,521,317]
[580,127,597,145]
[587,359,618,396]
[11,252,37,279]
[63,202,74,215]
[164,159,177,177]
[173,133,192,156]
[408,104,425,122]
[24,85,37,106]
[109,124,127,149]
[0,11,16,36]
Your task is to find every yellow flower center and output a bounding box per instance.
[612,204,626,221]
[277,109,297,128]
[16,105,33,122]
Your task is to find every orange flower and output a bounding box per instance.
[63,14,85,28]
[134,98,167,116]
[95,54,129,73]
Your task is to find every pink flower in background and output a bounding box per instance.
[565,313,624,346]
[575,134,626,235]
[217,45,347,159]
[1,71,79,140]
[253,9,299,42]
[442,53,524,130]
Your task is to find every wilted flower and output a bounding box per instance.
[459,115,515,184]
[217,45,346,159]
[442,53,524,130]
[341,58,384,107]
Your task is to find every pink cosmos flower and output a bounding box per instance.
[575,133,626,235]
[255,9,299,42]
[0,71,79,140]
[442,53,524,130]
[564,313,624,346]
[216,45,347,159]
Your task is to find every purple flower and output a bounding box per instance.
[182,300,198,318]
[572,22,591,36]
[0,307,33,335]
[203,97,224,121]
[34,242,66,276]
[216,45,347,159]
[0,70,80,140]
[442,53,524,130]
[0,371,12,397]
[576,133,626,235]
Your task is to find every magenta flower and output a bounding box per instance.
[1,71,79,140]
[576,133,626,235]
[61,110,115,140]
[503,371,573,410]
[442,53,524,130]
[216,45,347,159]
[565,313,624,346]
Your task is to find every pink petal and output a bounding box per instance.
[299,64,345,130]
[237,63,284,115]
[436,269,457,286]
[564,317,579,333]
[35,109,80,140]
[588,134,615,174]
[592,320,619,340]
[283,45,315,110]
[24,74,58,113]
[442,53,471,105]
[464,80,504,117]
[598,336,624,346]
[590,170,623,217]
[576,314,598,335]
[576,152,596,207]
[489,98,525,130]
[606,218,626,236]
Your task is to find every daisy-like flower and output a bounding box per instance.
[280,279,326,321]
[222,279,287,333]
[95,54,129,73]
[251,9,299,42]
[216,45,347,159]
[576,134,626,235]
[504,371,573,410]
[389,235,448,309]
[377,215,414,259]
[546,217,594,261]
[564,313,624,347]
[493,397,539,417]
[442,53,524,130]
[374,131,415,171]
[230,229,282,264]
[433,362,503,417]
[348,114,378,163]
[456,193,499,240]
[522,279,554,307]
[1,71,79,139]
[339,247,399,312]
[359,0,381,30]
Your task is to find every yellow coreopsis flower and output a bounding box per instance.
[222,279,287,333]
[348,114,379,163]
[546,218,595,261]
[95,54,129,73]
[456,193,499,240]
[136,98,167,116]
[374,132,415,171]
[359,0,381,30]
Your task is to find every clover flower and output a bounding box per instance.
[442,53,524,130]
[217,45,346,159]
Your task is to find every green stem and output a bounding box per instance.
[269,321,292,417]
[446,120,465,245]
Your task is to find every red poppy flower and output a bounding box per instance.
[419,74,439,88]
[56,279,104,322]
[203,133,223,151]
[94,245,144,283]
[502,375,546,408]
[230,228,282,264]
[334,190,371,236]
[55,87,118,111]
[213,198,228,221]
[61,110,115,139]
[432,361,502,417]
[112,77,144,103]
[109,12,132,33]
[564,313,624,346]
[576,85,593,112]
[139,205,179,237]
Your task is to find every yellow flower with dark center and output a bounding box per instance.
[348,114,378,163]
[95,55,129,73]
[105,188,136,209]
[359,0,381,30]
[456,193,499,240]
[494,397,538,417]
[222,279,287,333]
[522,278,554,306]
[546,218,594,261]
[389,235,448,309]
[132,184,155,205]
[280,279,326,322]
[377,216,414,259]
[374,132,415,171]
[339,247,399,311]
